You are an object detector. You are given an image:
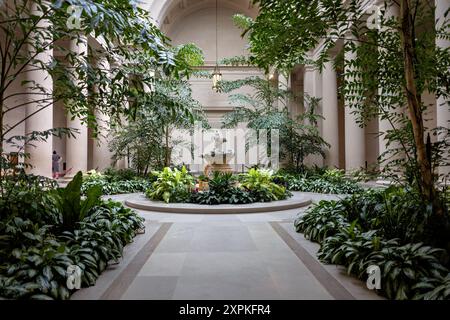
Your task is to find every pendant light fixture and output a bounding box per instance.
[212,0,222,91]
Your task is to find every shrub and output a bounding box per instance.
[317,225,398,276]
[81,179,151,195]
[0,174,60,227]
[294,200,349,242]
[413,273,450,300]
[60,200,144,287]
[146,166,194,203]
[52,172,103,231]
[275,168,363,194]
[241,168,289,202]
[190,187,254,205]
[295,186,450,300]
[81,169,151,195]
[189,172,255,205]
[103,168,138,182]
[363,243,448,300]
[0,174,144,300]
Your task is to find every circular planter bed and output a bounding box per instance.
[125,192,312,214]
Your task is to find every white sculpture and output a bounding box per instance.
[203,130,234,171]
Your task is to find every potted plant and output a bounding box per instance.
[198,174,209,191]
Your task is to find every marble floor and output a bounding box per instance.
[71,192,383,300]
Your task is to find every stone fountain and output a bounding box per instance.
[203,130,234,174]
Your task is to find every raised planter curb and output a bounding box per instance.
[125,192,312,214]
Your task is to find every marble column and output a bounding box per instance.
[278,73,289,111]
[378,2,401,163]
[24,4,53,177]
[344,38,365,170]
[322,60,340,168]
[91,56,113,171]
[65,35,88,177]
[303,65,324,167]
[436,0,450,176]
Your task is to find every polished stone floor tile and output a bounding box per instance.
[172,273,280,300]
[138,253,187,276]
[121,276,178,300]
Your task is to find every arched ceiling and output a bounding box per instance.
[140,0,258,31]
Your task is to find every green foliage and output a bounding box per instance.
[0,174,59,225]
[413,273,450,300]
[219,76,329,168]
[295,186,450,300]
[102,168,138,182]
[110,77,208,171]
[189,171,255,205]
[0,0,188,152]
[232,14,253,32]
[365,243,447,300]
[60,200,144,287]
[219,55,253,67]
[0,1,203,183]
[173,43,205,72]
[52,172,102,231]
[82,179,151,196]
[207,172,236,195]
[240,168,289,202]
[0,173,144,300]
[0,238,75,300]
[1,129,78,175]
[81,170,151,195]
[242,0,449,215]
[146,166,194,203]
[274,168,363,194]
[295,200,349,243]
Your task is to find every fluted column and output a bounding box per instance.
[378,2,402,164]
[436,0,450,176]
[303,65,324,167]
[25,3,53,177]
[322,60,340,168]
[91,56,113,171]
[65,36,88,176]
[278,72,289,111]
[344,38,365,170]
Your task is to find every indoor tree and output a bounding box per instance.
[0,0,193,178]
[110,45,208,171]
[219,75,329,170]
[236,0,449,214]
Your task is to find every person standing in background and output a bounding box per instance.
[52,151,61,179]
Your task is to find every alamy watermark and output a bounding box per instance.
[366,265,381,290]
[366,5,382,30]
[170,122,280,170]
[66,265,82,290]
[66,5,83,30]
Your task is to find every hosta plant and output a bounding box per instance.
[241,168,289,202]
[146,166,194,203]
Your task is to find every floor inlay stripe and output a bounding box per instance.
[269,221,355,300]
[100,222,172,300]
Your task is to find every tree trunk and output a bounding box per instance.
[399,0,442,214]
